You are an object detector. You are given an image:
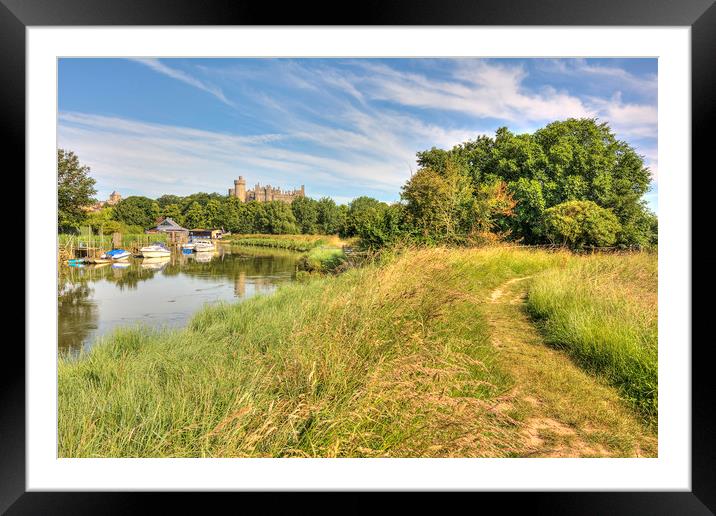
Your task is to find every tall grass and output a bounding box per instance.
[227,234,341,252]
[59,232,167,249]
[297,247,347,273]
[58,247,562,457]
[526,252,658,425]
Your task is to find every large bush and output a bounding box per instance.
[543,200,621,248]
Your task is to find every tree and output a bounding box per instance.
[543,200,621,248]
[508,178,546,243]
[401,160,513,244]
[160,203,184,226]
[358,203,406,249]
[316,197,341,234]
[57,149,96,231]
[183,201,206,229]
[204,199,223,228]
[415,119,654,246]
[291,197,319,234]
[343,197,388,238]
[112,196,158,228]
[85,207,122,234]
[156,194,183,207]
[262,201,298,234]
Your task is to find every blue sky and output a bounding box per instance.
[58,58,658,211]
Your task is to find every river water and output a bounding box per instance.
[57,245,299,354]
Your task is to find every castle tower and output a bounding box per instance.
[234,176,247,202]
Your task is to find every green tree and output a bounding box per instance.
[416,119,654,246]
[112,196,157,228]
[156,194,183,207]
[291,197,319,234]
[183,201,206,229]
[160,203,184,226]
[85,207,122,234]
[543,200,621,248]
[57,149,96,231]
[316,197,341,234]
[261,201,298,234]
[343,197,388,238]
[204,199,223,228]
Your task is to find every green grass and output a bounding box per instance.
[526,251,658,426]
[297,247,347,273]
[59,232,167,249]
[58,247,657,457]
[227,234,341,252]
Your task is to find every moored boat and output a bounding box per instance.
[139,242,171,258]
[194,240,215,252]
[101,249,131,261]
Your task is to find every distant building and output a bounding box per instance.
[228,176,305,203]
[83,190,123,213]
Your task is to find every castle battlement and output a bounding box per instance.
[228,176,305,203]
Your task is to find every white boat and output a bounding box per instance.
[182,242,196,251]
[194,240,215,252]
[139,242,171,258]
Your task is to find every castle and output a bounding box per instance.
[83,190,122,212]
[228,176,305,203]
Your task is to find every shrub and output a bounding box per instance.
[543,200,621,248]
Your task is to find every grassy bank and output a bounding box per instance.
[296,247,347,274]
[59,232,167,249]
[58,247,655,457]
[526,252,658,425]
[227,234,343,252]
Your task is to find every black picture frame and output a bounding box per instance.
[5,0,713,513]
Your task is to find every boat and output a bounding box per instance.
[139,242,171,258]
[100,249,131,261]
[181,242,196,251]
[194,240,215,252]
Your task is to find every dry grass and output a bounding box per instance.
[58,247,656,457]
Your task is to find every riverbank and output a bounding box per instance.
[58,246,657,457]
[227,233,346,252]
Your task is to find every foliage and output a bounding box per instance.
[543,200,621,248]
[57,149,96,232]
[341,196,389,239]
[112,196,159,229]
[291,196,319,234]
[416,119,656,246]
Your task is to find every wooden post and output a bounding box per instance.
[112,232,122,249]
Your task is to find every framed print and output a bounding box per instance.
[5,0,714,512]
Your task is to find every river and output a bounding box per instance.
[57,244,299,354]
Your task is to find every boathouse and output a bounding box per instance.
[146,217,189,237]
[189,228,224,240]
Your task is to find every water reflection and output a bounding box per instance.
[58,245,298,354]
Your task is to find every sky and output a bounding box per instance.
[58,58,658,212]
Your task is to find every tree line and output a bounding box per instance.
[58,118,658,249]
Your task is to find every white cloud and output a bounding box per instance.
[130,58,235,106]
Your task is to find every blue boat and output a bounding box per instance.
[101,249,132,261]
